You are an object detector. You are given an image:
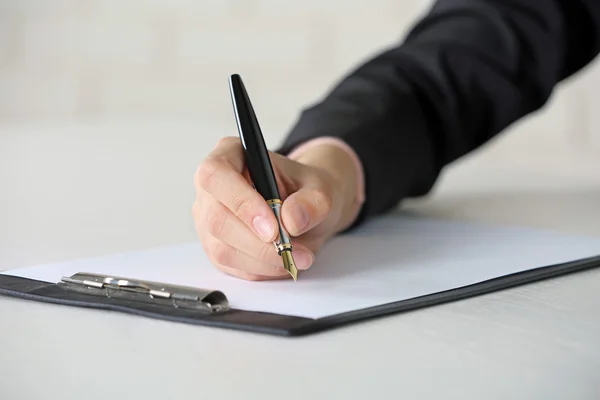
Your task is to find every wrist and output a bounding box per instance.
[288,139,365,233]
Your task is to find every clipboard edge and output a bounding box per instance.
[297,253,600,336]
[0,274,315,337]
[1,253,599,337]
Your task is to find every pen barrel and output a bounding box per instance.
[268,200,292,254]
[243,141,280,201]
[229,74,280,200]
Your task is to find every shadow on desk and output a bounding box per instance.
[403,188,600,237]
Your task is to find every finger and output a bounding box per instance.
[197,213,282,280]
[216,264,292,282]
[267,152,302,200]
[194,137,278,242]
[202,195,280,266]
[281,186,335,237]
[199,230,287,281]
[192,198,202,237]
[203,232,293,277]
[203,197,315,270]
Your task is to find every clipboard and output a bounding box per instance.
[2,214,600,337]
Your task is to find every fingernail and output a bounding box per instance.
[294,250,314,270]
[253,216,274,241]
[292,203,309,231]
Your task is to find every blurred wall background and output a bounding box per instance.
[0,1,435,134]
[1,0,599,268]
[2,0,600,155]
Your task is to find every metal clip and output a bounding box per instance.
[59,272,229,313]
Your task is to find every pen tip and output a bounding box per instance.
[281,250,298,281]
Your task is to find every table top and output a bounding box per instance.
[1,123,600,400]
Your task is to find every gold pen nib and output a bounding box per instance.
[281,250,298,281]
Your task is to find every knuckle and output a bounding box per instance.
[211,241,232,266]
[191,199,203,220]
[194,159,220,191]
[230,194,255,219]
[312,189,333,214]
[258,243,276,263]
[192,203,204,235]
[216,136,239,148]
[200,238,216,263]
[205,205,228,238]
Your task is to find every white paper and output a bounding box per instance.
[3,214,600,319]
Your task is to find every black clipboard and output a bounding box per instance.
[1,254,599,337]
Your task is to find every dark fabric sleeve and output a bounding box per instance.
[276,0,600,229]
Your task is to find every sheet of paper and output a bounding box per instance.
[3,214,600,319]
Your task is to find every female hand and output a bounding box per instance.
[192,136,361,281]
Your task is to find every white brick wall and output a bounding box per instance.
[0,0,599,161]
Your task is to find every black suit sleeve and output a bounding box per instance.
[277,0,600,229]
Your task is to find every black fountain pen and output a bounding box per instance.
[228,74,299,281]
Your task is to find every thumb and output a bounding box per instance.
[281,185,334,237]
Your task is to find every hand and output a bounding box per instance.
[192,136,360,281]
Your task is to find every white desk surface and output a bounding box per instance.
[1,123,600,400]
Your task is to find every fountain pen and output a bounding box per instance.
[228,74,299,281]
